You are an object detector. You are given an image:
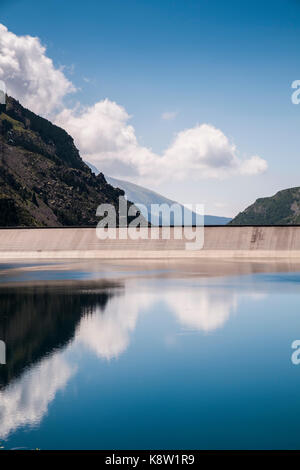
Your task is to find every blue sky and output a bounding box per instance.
[1,0,300,216]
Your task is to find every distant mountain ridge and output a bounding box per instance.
[87,163,231,225]
[229,187,300,225]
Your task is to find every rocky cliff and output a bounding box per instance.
[0,97,127,227]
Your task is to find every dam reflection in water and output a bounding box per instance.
[0,271,300,449]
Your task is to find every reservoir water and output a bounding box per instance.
[0,259,300,450]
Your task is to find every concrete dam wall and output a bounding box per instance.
[1,226,300,259]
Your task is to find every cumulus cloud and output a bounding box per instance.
[163,124,242,179]
[0,23,267,183]
[239,155,268,175]
[0,23,75,116]
[55,100,159,179]
[161,111,178,120]
[56,102,267,184]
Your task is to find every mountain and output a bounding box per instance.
[106,175,231,225]
[0,97,127,227]
[86,167,231,226]
[229,187,300,225]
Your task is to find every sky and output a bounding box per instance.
[0,0,300,217]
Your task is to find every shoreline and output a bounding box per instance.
[1,257,300,288]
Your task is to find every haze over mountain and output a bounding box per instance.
[87,163,231,226]
[0,97,127,227]
[229,187,300,225]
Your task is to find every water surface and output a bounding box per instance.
[0,260,300,449]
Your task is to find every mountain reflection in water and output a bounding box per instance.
[0,284,119,388]
[0,277,261,441]
[0,282,119,439]
[1,265,300,449]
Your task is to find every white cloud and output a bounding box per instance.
[56,102,267,184]
[0,23,267,184]
[239,155,268,175]
[162,124,255,180]
[161,111,178,120]
[55,100,160,180]
[0,23,75,116]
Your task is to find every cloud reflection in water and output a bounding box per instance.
[0,280,264,440]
